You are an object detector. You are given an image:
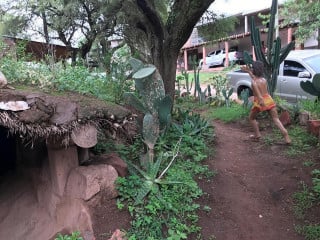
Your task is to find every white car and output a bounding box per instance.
[199,48,243,68]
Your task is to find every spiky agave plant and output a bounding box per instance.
[127,138,186,205]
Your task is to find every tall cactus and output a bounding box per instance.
[190,55,207,103]
[243,0,295,96]
[124,58,173,164]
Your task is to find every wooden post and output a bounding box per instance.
[224,41,229,67]
[183,49,188,71]
[202,46,207,65]
[287,27,293,43]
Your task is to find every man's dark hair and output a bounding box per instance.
[252,61,264,77]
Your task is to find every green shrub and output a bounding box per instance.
[209,104,249,122]
[115,109,215,239]
[55,231,83,240]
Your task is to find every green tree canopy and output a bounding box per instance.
[197,13,238,42]
[1,0,220,100]
[281,0,320,46]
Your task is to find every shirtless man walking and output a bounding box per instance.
[241,61,291,144]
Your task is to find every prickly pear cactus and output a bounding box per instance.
[300,73,320,100]
[222,88,234,107]
[125,58,173,164]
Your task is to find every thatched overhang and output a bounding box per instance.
[0,88,135,147]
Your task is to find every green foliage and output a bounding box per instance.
[267,125,318,156]
[311,169,320,199]
[55,231,83,240]
[124,58,173,164]
[0,58,54,89]
[244,0,295,96]
[293,168,320,240]
[222,88,233,108]
[180,69,193,96]
[0,43,132,102]
[301,73,320,101]
[300,99,320,119]
[198,13,238,42]
[189,55,207,103]
[108,45,135,103]
[207,74,234,107]
[281,0,320,44]
[293,182,315,219]
[295,224,320,240]
[127,139,184,205]
[240,88,252,109]
[209,104,249,123]
[172,109,212,138]
[211,74,227,97]
[116,109,215,239]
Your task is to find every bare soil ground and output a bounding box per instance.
[91,118,318,240]
[195,119,314,240]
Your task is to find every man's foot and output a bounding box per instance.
[284,135,291,145]
[248,134,261,141]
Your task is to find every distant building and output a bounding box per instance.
[180,5,318,71]
[1,36,77,62]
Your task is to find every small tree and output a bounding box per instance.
[281,0,320,48]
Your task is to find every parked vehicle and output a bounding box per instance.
[226,50,320,103]
[199,47,244,68]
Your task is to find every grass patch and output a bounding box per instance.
[295,224,320,240]
[208,103,249,123]
[293,182,315,219]
[263,125,318,156]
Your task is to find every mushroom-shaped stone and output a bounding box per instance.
[0,70,8,88]
[71,124,97,148]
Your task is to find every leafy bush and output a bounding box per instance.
[0,55,133,103]
[115,109,215,239]
[209,104,249,122]
[295,224,320,240]
[55,231,83,240]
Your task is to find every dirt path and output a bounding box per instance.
[197,120,309,240]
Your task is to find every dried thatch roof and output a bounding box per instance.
[0,88,135,146]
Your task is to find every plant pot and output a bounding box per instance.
[307,120,320,137]
[279,110,291,126]
[299,111,310,126]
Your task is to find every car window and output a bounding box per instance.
[283,60,307,77]
[304,55,320,73]
[216,50,222,54]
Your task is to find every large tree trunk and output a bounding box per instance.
[158,47,180,101]
[122,0,215,101]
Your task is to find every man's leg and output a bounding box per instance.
[269,108,291,144]
[249,110,261,138]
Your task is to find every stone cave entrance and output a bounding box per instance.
[0,126,16,175]
[0,87,132,240]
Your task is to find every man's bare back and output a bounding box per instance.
[252,77,268,96]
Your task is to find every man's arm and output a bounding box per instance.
[241,65,257,79]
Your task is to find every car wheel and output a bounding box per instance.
[238,87,253,99]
